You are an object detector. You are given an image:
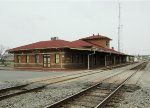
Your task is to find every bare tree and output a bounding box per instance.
[0,45,9,65]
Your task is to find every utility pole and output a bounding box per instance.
[118,2,121,52]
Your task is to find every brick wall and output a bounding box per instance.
[85,39,110,48]
[13,49,127,69]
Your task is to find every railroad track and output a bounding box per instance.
[44,62,147,108]
[0,63,132,101]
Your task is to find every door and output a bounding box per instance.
[43,54,50,68]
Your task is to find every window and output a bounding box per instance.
[17,55,21,63]
[26,55,29,63]
[71,54,74,63]
[76,55,79,63]
[81,54,84,63]
[72,54,80,63]
[106,41,109,47]
[35,55,39,63]
[55,54,60,63]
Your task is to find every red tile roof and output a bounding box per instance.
[9,39,94,52]
[9,35,125,55]
[71,40,124,55]
[70,40,92,48]
[80,35,112,40]
[91,43,123,55]
[9,40,71,51]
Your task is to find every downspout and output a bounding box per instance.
[88,50,95,70]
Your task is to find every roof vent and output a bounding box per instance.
[51,37,59,40]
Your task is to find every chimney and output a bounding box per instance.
[112,47,114,50]
[98,33,99,36]
[51,37,59,40]
[93,34,94,36]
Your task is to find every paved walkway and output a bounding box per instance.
[0,68,88,82]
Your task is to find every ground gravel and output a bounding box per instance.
[0,81,95,108]
[0,81,27,90]
[0,63,141,108]
[117,61,150,108]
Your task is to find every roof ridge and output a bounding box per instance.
[80,35,112,40]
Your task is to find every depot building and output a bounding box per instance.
[9,34,132,70]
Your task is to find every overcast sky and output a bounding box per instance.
[0,0,150,55]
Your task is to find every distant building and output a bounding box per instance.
[9,34,130,70]
[140,55,150,61]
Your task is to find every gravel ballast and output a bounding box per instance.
[117,62,150,108]
[0,63,146,108]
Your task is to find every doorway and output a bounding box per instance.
[43,54,50,68]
